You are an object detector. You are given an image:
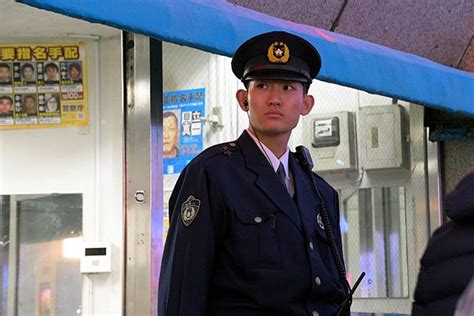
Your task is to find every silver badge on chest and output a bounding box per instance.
[316,213,325,230]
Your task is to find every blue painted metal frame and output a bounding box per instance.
[17,0,474,115]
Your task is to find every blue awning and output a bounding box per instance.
[17,0,474,115]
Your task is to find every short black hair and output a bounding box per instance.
[0,63,10,70]
[0,95,13,103]
[21,63,34,73]
[45,62,59,72]
[164,111,178,122]
[68,62,81,73]
[23,94,36,102]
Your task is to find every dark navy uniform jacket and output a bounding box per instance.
[158,131,347,316]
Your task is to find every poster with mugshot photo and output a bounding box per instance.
[0,94,14,125]
[60,61,84,102]
[14,94,38,125]
[0,62,13,95]
[19,62,36,82]
[61,61,83,83]
[163,88,205,175]
[13,62,37,95]
[0,43,89,130]
[37,61,61,93]
[38,93,61,124]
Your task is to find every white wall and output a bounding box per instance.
[0,36,124,315]
[84,35,124,316]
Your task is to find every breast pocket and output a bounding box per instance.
[232,209,281,269]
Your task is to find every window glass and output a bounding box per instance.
[1,194,82,316]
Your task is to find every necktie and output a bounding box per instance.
[277,162,288,191]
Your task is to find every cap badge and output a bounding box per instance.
[267,41,290,64]
[181,195,201,227]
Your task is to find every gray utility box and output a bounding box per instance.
[302,111,357,173]
[358,104,409,170]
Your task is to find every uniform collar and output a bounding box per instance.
[246,128,290,178]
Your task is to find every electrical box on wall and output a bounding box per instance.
[302,111,357,173]
[359,105,409,170]
[80,242,111,273]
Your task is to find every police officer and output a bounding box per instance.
[159,31,349,316]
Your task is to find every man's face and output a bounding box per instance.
[45,66,58,81]
[0,98,12,113]
[0,67,10,82]
[22,66,34,81]
[24,97,36,113]
[163,115,179,155]
[69,66,80,80]
[242,79,313,139]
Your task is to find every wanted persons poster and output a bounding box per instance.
[163,88,205,175]
[0,43,88,129]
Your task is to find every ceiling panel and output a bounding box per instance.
[229,0,474,71]
[335,0,474,68]
[227,0,345,30]
[0,0,119,40]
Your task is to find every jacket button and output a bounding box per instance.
[254,216,262,223]
[312,311,319,316]
[314,276,321,286]
[309,242,314,250]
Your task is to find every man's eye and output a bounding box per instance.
[256,83,267,89]
[283,85,294,91]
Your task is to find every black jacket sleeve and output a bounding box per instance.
[158,162,222,316]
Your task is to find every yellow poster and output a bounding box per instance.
[0,43,88,129]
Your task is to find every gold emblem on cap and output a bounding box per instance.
[267,41,290,64]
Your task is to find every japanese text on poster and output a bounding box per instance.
[163,88,205,174]
[0,43,88,129]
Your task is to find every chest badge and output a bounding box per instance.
[181,195,201,227]
[316,213,325,230]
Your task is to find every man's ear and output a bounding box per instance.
[236,89,249,111]
[300,95,314,116]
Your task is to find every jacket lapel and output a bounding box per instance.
[289,153,326,241]
[236,131,303,233]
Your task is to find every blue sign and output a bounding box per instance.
[163,88,205,174]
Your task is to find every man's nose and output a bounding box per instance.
[268,92,282,106]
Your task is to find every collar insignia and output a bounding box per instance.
[267,41,290,63]
[181,195,201,227]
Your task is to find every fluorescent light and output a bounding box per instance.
[62,237,83,259]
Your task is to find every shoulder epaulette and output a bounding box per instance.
[192,140,240,163]
[220,141,239,158]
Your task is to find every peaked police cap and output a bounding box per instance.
[231,31,321,84]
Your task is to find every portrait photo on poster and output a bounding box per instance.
[0,62,12,84]
[163,109,181,159]
[20,62,36,83]
[66,61,82,82]
[0,95,14,117]
[44,62,60,82]
[21,94,38,116]
[44,93,61,113]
